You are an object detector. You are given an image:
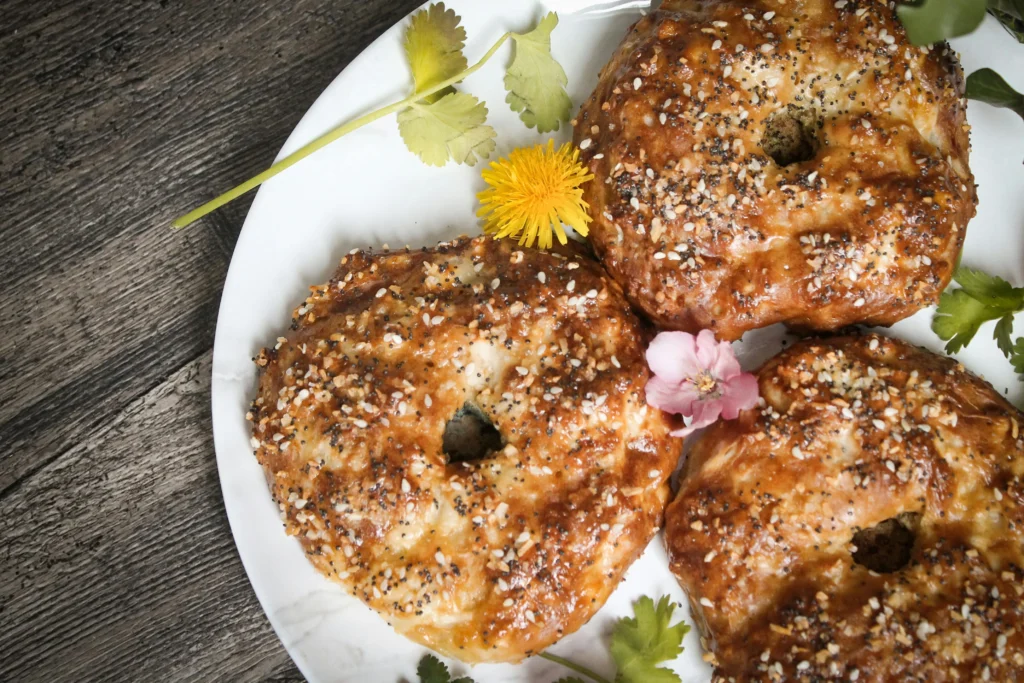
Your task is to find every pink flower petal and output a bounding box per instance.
[707,339,743,379]
[669,399,723,437]
[719,372,760,419]
[646,331,701,383]
[693,329,720,370]
[645,328,760,438]
[645,375,699,415]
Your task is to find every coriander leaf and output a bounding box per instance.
[996,315,1016,357]
[1012,337,1024,375]
[954,266,1024,309]
[933,267,1024,354]
[398,92,497,166]
[505,12,572,133]
[933,289,1002,353]
[405,3,468,104]
[966,68,1024,121]
[610,595,691,683]
[897,0,988,46]
[417,654,452,683]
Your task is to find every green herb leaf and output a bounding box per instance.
[996,315,1016,357]
[933,267,1024,354]
[934,289,997,353]
[553,678,587,683]
[417,654,452,683]
[955,266,1024,308]
[897,0,988,46]
[504,12,572,133]
[405,3,468,104]
[610,596,691,683]
[1011,337,1024,375]
[966,68,1024,121]
[398,92,497,166]
[415,654,475,683]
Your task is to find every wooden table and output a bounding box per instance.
[0,1,421,679]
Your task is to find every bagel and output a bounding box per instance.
[573,0,976,340]
[247,236,679,662]
[664,334,1024,681]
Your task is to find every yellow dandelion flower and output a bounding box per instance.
[476,140,594,249]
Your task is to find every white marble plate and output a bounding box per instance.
[210,2,1024,681]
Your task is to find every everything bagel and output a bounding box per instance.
[665,334,1024,680]
[573,0,976,340]
[248,236,679,662]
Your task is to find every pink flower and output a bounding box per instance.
[645,330,759,437]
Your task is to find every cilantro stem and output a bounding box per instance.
[538,652,613,683]
[173,32,513,229]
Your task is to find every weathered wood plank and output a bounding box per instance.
[0,0,421,493]
[0,353,299,681]
[0,0,425,679]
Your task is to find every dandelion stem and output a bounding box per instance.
[538,652,613,683]
[173,32,512,229]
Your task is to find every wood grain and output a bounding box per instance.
[0,0,421,679]
[0,354,291,681]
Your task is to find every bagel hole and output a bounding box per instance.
[762,106,819,167]
[852,512,921,573]
[443,402,503,463]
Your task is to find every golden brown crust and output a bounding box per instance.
[247,236,679,663]
[573,0,976,340]
[665,334,1024,681]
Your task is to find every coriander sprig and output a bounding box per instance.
[410,595,691,683]
[542,595,691,683]
[933,266,1024,381]
[175,3,572,229]
[416,654,473,683]
[934,266,1024,354]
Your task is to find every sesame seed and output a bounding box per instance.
[712,39,722,50]
[854,298,866,307]
[580,138,592,150]
[516,366,529,376]
[700,597,714,608]
[375,288,386,298]
[633,77,642,90]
